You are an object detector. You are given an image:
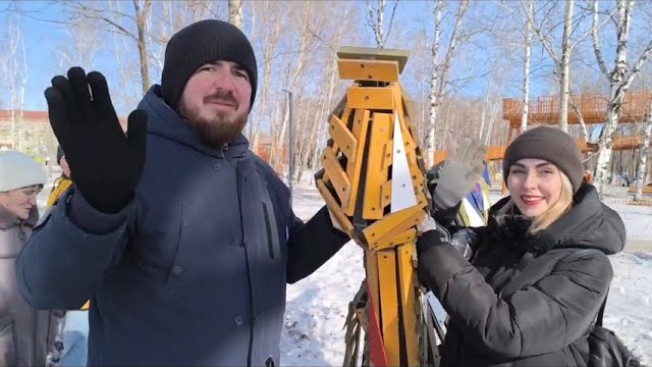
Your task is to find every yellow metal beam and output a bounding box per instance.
[347,87,395,110]
[397,243,420,366]
[344,109,371,216]
[329,114,357,160]
[363,112,393,219]
[321,147,350,206]
[377,249,401,367]
[336,46,409,74]
[337,59,400,82]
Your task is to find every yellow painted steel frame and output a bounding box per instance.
[315,48,430,366]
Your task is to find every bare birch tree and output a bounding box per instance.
[55,15,101,69]
[365,0,399,49]
[591,0,652,195]
[248,1,283,154]
[521,0,534,133]
[269,1,339,173]
[425,0,470,167]
[57,0,154,95]
[527,1,597,133]
[228,0,244,30]
[558,0,574,132]
[0,14,27,152]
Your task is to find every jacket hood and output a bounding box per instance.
[488,182,625,255]
[137,85,250,160]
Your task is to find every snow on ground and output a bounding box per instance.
[282,176,652,366]
[281,178,365,366]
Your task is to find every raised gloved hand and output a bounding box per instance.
[45,67,148,213]
[429,137,487,211]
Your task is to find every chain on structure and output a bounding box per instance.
[315,47,438,367]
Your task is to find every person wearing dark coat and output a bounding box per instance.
[16,20,349,367]
[417,126,626,366]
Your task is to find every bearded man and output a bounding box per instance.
[17,20,349,367]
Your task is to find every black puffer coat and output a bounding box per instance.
[417,183,626,366]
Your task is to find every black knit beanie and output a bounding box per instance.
[161,19,258,111]
[503,126,584,193]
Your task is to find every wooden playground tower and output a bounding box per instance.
[316,47,440,367]
[502,91,652,151]
[435,91,652,165]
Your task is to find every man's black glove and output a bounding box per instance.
[45,67,148,213]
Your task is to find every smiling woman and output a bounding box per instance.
[416,126,629,366]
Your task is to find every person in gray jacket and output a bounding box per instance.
[0,151,58,366]
[17,20,349,367]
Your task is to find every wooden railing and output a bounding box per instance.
[503,91,652,127]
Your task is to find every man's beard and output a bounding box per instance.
[181,104,248,148]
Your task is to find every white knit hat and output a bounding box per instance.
[0,151,47,192]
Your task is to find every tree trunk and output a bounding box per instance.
[558,0,573,132]
[569,96,590,141]
[365,0,398,49]
[425,0,443,168]
[249,1,282,157]
[521,0,533,133]
[590,0,652,196]
[228,0,244,30]
[425,0,469,167]
[134,0,152,96]
[594,108,620,195]
[367,0,385,48]
[634,105,652,201]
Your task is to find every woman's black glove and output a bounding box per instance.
[45,67,148,213]
[416,215,478,290]
[416,215,451,289]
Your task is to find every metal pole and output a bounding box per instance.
[285,90,294,207]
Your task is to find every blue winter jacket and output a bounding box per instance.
[16,86,348,366]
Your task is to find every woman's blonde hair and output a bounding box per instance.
[503,171,574,235]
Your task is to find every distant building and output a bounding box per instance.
[0,110,53,163]
[0,108,287,173]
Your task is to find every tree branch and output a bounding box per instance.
[385,0,399,44]
[592,0,610,78]
[622,40,652,91]
[527,3,560,64]
[437,0,469,98]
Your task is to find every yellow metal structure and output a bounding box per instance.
[315,47,432,366]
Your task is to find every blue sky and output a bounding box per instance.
[2,0,513,114]
[2,1,67,111]
[1,0,601,114]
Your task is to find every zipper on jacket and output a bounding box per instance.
[236,165,255,367]
[262,203,275,260]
